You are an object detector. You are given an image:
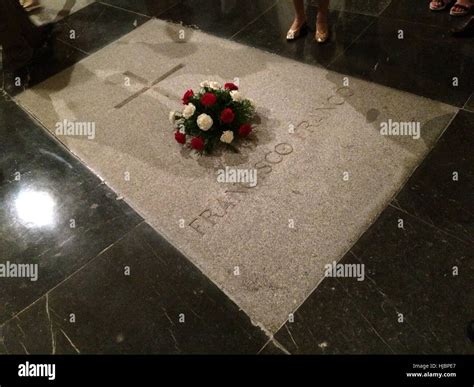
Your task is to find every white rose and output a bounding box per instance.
[197,113,213,131]
[200,80,211,88]
[220,130,234,144]
[169,111,177,124]
[209,81,221,90]
[230,90,242,102]
[182,103,196,119]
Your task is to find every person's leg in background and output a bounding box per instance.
[286,0,330,43]
[316,0,329,43]
[286,0,307,41]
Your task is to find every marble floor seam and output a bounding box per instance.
[56,37,90,56]
[388,202,474,247]
[229,1,280,40]
[270,339,291,355]
[0,220,146,329]
[97,1,155,19]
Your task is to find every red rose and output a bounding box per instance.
[224,82,239,91]
[220,108,235,124]
[191,137,205,151]
[239,124,252,137]
[182,89,194,104]
[175,131,186,144]
[201,92,217,107]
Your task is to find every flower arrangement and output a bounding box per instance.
[170,81,256,154]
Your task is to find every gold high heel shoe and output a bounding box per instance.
[286,22,307,41]
[315,21,329,43]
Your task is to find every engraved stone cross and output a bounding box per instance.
[114,63,185,109]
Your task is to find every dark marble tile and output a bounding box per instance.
[275,206,474,354]
[0,223,269,354]
[159,0,277,38]
[464,94,474,112]
[0,95,143,324]
[275,275,394,354]
[329,17,474,106]
[100,0,179,17]
[393,109,474,244]
[349,206,474,353]
[328,254,444,354]
[2,39,86,96]
[381,0,469,30]
[234,2,374,68]
[55,2,149,54]
[259,340,288,355]
[326,0,392,16]
[0,340,8,354]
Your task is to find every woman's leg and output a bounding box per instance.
[287,0,306,40]
[291,0,306,28]
[316,0,330,43]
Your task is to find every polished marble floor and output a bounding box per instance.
[0,0,473,354]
